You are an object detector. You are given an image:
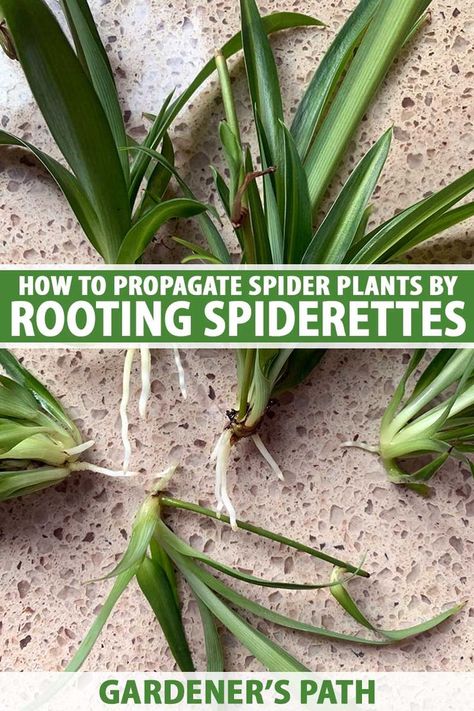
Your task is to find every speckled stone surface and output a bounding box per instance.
[0,0,473,672]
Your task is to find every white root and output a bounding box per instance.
[211,429,237,529]
[340,440,379,453]
[69,461,136,478]
[64,439,95,457]
[210,432,225,514]
[251,434,284,481]
[139,347,152,418]
[119,347,187,474]
[173,348,188,400]
[120,348,136,473]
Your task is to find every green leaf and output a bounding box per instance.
[128,145,231,264]
[395,356,474,449]
[173,237,224,265]
[408,453,450,484]
[304,128,392,264]
[281,123,313,263]
[388,350,474,439]
[349,169,474,263]
[381,201,474,262]
[59,0,111,78]
[194,597,225,672]
[330,567,464,642]
[128,90,176,206]
[59,0,129,180]
[438,421,474,442]
[1,0,131,263]
[0,375,42,421]
[0,419,51,453]
[291,0,379,161]
[127,12,322,234]
[98,495,160,580]
[240,0,284,178]
[188,560,392,646]
[117,198,208,264]
[137,133,175,217]
[219,121,243,203]
[172,550,308,672]
[419,361,474,438]
[0,466,70,501]
[136,556,195,672]
[305,0,430,213]
[0,131,102,256]
[380,350,425,433]
[210,166,231,217]
[66,567,137,671]
[248,350,288,424]
[215,50,243,153]
[0,349,80,441]
[149,538,180,606]
[241,149,271,264]
[380,603,465,641]
[0,432,70,466]
[352,205,373,244]
[137,13,321,250]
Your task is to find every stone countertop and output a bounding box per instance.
[0,0,473,672]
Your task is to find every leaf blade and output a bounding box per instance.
[349,170,474,263]
[304,128,392,264]
[2,0,131,261]
[240,0,284,172]
[128,145,231,264]
[281,124,313,263]
[194,597,225,672]
[0,466,70,501]
[0,349,80,440]
[117,198,208,264]
[305,0,430,213]
[160,495,369,576]
[188,560,388,646]
[0,130,102,256]
[66,568,136,671]
[136,556,195,672]
[59,0,129,180]
[291,0,380,161]
[330,567,463,642]
[171,550,308,672]
[98,496,160,580]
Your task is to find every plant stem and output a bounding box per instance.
[215,48,256,265]
[238,349,256,419]
[215,50,241,144]
[138,347,152,417]
[120,347,136,472]
[160,496,370,577]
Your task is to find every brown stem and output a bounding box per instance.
[231,167,277,228]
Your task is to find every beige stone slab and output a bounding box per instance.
[0,0,473,672]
